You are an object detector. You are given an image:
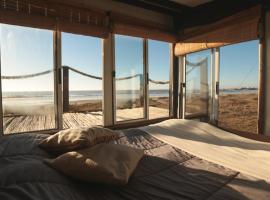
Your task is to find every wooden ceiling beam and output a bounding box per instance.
[113,0,191,15]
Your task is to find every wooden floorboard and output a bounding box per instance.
[3,107,169,134]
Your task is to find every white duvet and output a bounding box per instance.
[140,119,270,181]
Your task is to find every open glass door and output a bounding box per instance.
[185,49,212,119]
[114,35,146,122]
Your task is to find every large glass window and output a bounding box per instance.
[218,40,259,134]
[148,40,170,119]
[114,35,145,122]
[185,49,211,118]
[62,33,103,128]
[0,24,56,134]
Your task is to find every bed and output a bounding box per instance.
[1,119,270,200]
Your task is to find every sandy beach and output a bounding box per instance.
[3,93,258,135]
[184,92,258,134]
[68,96,170,113]
[69,93,258,135]
[218,93,258,134]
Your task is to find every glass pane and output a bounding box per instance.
[218,40,259,134]
[62,33,103,128]
[115,35,145,122]
[185,49,211,117]
[148,40,170,119]
[0,24,55,134]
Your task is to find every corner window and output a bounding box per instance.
[182,40,259,134]
[218,40,259,134]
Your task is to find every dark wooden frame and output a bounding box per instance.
[257,8,266,135]
[170,43,179,118]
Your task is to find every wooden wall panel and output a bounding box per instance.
[113,22,177,43]
[0,0,175,41]
[175,6,261,56]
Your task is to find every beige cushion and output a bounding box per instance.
[45,144,144,185]
[39,127,118,153]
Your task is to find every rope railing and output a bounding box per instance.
[185,57,208,75]
[186,57,208,67]
[63,66,102,80]
[116,74,141,81]
[1,69,53,79]
[149,79,169,84]
[1,65,169,84]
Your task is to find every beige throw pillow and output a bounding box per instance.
[39,127,118,153]
[45,144,144,185]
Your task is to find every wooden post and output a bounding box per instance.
[143,39,148,119]
[258,9,266,135]
[103,34,114,126]
[0,43,3,135]
[139,74,144,107]
[54,29,63,130]
[62,66,69,113]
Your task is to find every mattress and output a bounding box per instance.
[0,126,270,200]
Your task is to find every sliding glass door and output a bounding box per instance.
[0,24,56,134]
[114,35,146,122]
[62,33,103,128]
[148,40,170,119]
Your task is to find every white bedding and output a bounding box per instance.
[140,119,270,181]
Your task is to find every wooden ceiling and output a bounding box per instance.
[113,0,264,31]
[170,0,213,7]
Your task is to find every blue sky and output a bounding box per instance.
[114,35,170,90]
[62,32,103,91]
[0,24,259,92]
[219,40,259,89]
[0,24,54,92]
[148,39,170,90]
[115,35,143,91]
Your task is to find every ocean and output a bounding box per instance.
[1,90,169,115]
[1,89,258,115]
[2,88,258,103]
[2,89,169,101]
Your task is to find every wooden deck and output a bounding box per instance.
[3,107,169,134]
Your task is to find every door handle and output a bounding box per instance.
[216,82,219,95]
[181,82,186,88]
